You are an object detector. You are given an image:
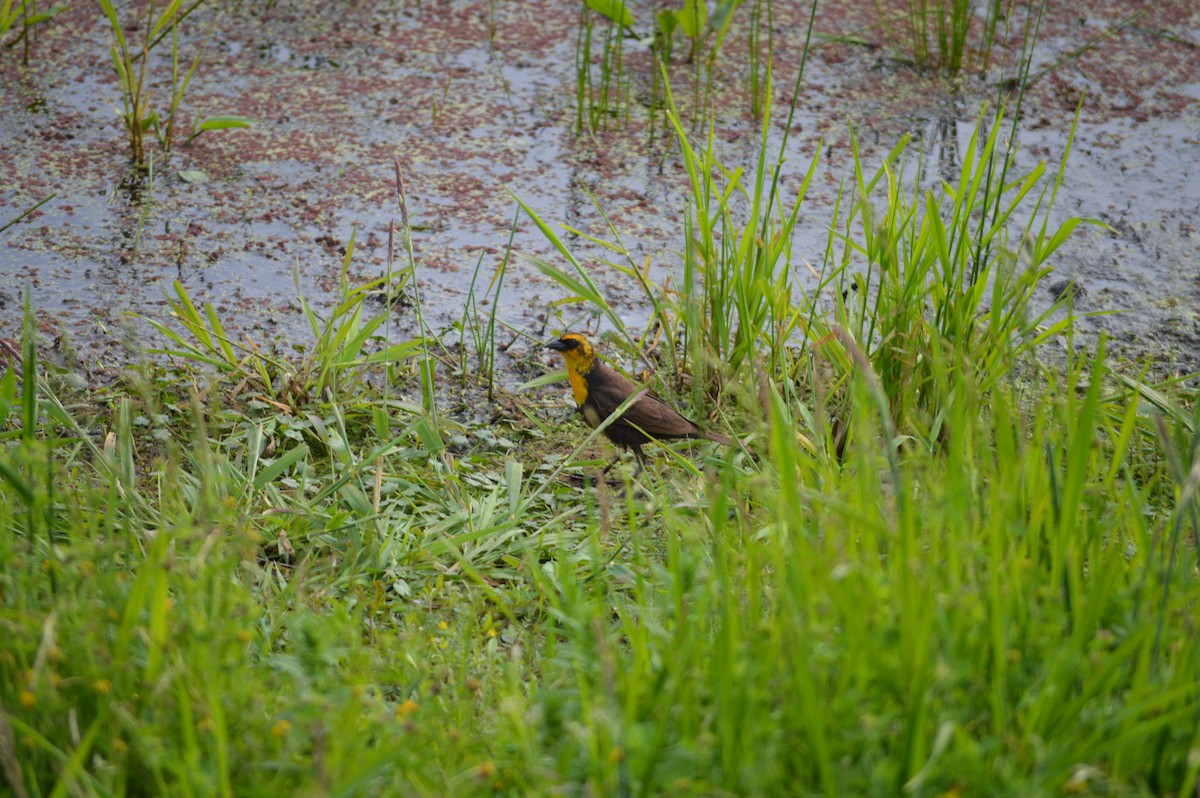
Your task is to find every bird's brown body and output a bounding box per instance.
[547,333,732,469]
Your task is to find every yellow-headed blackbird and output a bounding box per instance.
[547,332,732,471]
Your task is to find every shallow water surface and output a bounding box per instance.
[1,0,1197,376]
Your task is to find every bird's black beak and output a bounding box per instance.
[546,339,567,352]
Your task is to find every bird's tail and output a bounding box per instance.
[705,430,734,446]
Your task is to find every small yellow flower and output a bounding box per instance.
[18,690,35,709]
[272,720,292,738]
[486,628,497,639]
[94,679,112,695]
[476,761,496,779]
[395,699,419,720]
[437,621,449,631]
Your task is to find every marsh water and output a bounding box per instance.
[1,0,1197,378]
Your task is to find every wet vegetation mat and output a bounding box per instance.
[1,0,1199,795]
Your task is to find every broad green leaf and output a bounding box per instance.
[516,369,568,393]
[148,0,184,40]
[677,0,706,39]
[584,0,634,28]
[186,116,256,145]
[25,5,66,27]
[253,444,310,490]
[656,8,677,36]
[193,115,255,133]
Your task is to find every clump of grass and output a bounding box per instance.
[0,0,64,64]
[747,0,772,117]
[579,0,767,137]
[575,0,633,136]
[810,102,1105,446]
[143,235,423,413]
[875,0,1017,76]
[454,208,516,402]
[97,0,253,166]
[392,159,447,449]
[134,168,429,429]
[652,0,758,129]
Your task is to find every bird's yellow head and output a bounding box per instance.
[547,333,597,374]
[547,333,597,406]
